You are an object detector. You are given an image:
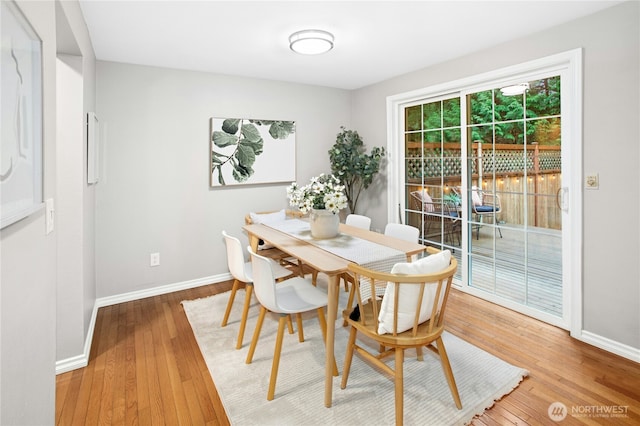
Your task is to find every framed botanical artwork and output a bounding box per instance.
[210,117,296,187]
[1,1,44,229]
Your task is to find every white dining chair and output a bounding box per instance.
[345,214,372,230]
[345,223,421,325]
[342,214,373,292]
[384,223,420,243]
[221,231,294,350]
[245,246,337,400]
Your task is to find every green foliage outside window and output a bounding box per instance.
[468,76,561,145]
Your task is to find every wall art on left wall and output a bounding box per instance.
[1,1,44,229]
[210,117,296,187]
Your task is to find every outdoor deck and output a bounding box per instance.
[425,223,563,318]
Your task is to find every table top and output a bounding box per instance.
[243,221,426,275]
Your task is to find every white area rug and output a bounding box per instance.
[182,282,528,425]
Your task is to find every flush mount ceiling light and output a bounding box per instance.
[500,83,530,96]
[289,29,334,55]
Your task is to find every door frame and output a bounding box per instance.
[386,49,583,336]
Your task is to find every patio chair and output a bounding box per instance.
[470,186,503,240]
[410,191,460,246]
[221,231,295,349]
[341,248,461,425]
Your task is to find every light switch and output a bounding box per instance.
[585,174,599,190]
[46,198,55,234]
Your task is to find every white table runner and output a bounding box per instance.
[266,219,407,273]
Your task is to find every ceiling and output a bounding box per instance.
[79,0,623,90]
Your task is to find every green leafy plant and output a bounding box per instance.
[328,126,385,214]
[211,118,295,185]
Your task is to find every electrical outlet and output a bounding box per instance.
[585,174,599,190]
[150,252,160,267]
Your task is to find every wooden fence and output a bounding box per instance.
[406,142,561,230]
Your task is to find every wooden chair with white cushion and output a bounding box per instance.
[341,248,462,426]
[245,246,337,401]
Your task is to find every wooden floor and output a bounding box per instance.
[56,281,640,425]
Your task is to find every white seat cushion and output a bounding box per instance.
[377,250,451,335]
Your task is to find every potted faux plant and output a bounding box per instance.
[329,127,385,214]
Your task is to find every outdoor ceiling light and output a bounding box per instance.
[289,29,334,55]
[500,83,530,96]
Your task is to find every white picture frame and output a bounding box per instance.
[1,1,44,229]
[210,117,296,187]
[87,112,99,184]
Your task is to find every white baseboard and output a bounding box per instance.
[55,273,231,375]
[576,330,640,363]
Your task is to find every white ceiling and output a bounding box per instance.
[79,0,623,90]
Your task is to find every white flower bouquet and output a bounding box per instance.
[286,174,348,214]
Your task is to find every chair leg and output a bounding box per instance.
[245,306,266,364]
[435,336,462,409]
[287,315,294,334]
[395,348,405,426]
[267,315,288,401]
[340,327,358,389]
[221,279,240,327]
[235,283,254,349]
[317,307,338,376]
[296,313,304,342]
[344,279,357,327]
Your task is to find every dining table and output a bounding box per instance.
[243,218,427,407]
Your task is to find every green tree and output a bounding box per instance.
[328,127,385,214]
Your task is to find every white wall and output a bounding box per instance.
[350,2,640,351]
[56,54,85,361]
[53,0,97,372]
[1,0,96,422]
[95,62,351,297]
[0,2,57,423]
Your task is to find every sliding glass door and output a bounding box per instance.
[464,75,563,319]
[396,58,577,330]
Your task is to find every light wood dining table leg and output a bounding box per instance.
[248,234,259,252]
[324,273,340,408]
